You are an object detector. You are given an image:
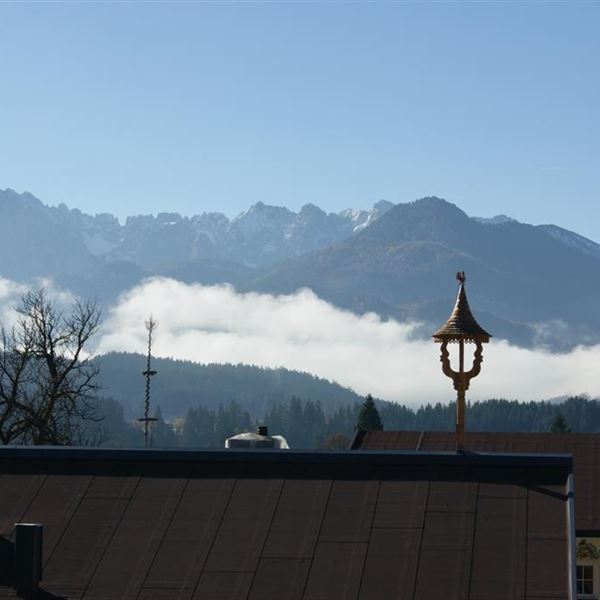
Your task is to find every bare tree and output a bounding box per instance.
[0,289,101,445]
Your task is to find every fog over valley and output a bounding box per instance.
[1,275,599,407]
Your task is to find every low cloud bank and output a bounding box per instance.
[0,277,26,324]
[95,277,600,406]
[1,275,598,406]
[0,276,74,327]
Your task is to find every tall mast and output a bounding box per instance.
[138,316,158,448]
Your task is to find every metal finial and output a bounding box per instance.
[456,271,466,284]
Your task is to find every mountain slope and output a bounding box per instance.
[539,224,600,261]
[0,189,100,281]
[251,197,600,348]
[94,352,364,420]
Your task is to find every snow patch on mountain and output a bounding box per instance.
[83,232,117,256]
[340,200,394,232]
[473,214,516,225]
[539,224,600,261]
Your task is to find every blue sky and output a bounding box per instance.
[0,2,599,238]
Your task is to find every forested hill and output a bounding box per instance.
[91,354,600,448]
[94,352,364,420]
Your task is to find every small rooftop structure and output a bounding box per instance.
[0,446,574,599]
[225,425,289,449]
[432,272,492,451]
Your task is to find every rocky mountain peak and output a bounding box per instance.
[474,214,517,226]
[299,203,326,217]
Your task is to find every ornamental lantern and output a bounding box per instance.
[432,272,491,451]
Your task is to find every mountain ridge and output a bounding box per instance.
[4,188,600,349]
[251,197,600,348]
[0,187,393,269]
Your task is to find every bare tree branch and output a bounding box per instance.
[0,289,102,445]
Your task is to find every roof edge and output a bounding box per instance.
[0,445,574,471]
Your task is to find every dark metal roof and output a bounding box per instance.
[356,430,600,534]
[0,446,572,600]
[432,276,491,343]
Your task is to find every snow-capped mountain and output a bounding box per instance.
[107,198,393,269]
[0,187,392,281]
[5,187,600,349]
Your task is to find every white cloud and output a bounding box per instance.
[94,277,600,406]
[2,275,598,406]
[0,276,77,328]
[0,277,27,325]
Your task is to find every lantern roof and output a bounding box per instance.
[432,272,491,343]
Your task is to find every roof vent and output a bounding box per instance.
[225,425,289,449]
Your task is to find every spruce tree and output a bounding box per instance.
[550,412,572,433]
[356,394,383,431]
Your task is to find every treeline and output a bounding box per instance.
[94,352,363,420]
[90,394,600,449]
[378,396,600,434]
[180,397,360,449]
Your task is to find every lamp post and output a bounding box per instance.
[432,272,491,452]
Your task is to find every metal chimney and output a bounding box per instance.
[225,425,290,449]
[14,523,43,595]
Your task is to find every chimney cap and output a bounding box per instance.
[257,425,268,437]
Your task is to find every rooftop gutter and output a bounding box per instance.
[567,472,577,600]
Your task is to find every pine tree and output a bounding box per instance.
[356,394,383,431]
[550,412,572,433]
[152,405,177,447]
